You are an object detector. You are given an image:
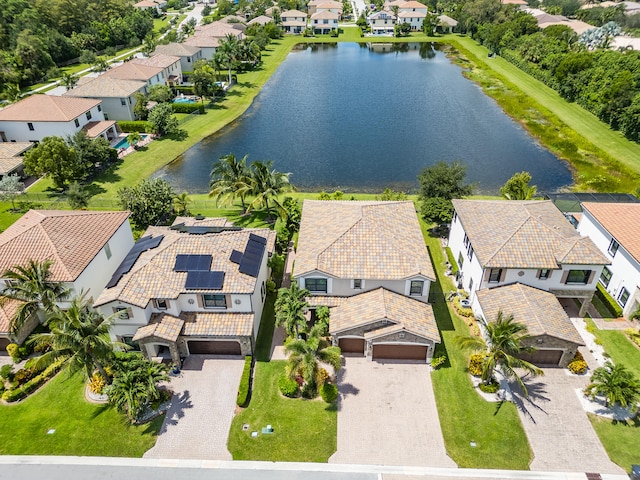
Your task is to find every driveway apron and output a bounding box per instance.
[330,357,456,467]
[144,355,244,460]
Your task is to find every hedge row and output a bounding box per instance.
[445,247,459,276]
[595,283,623,317]
[2,359,65,403]
[236,355,253,407]
[174,85,195,95]
[117,121,153,133]
[171,103,205,114]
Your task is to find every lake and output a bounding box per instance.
[153,42,573,195]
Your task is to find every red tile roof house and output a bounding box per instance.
[578,202,640,319]
[294,200,440,363]
[0,210,134,347]
[93,218,275,364]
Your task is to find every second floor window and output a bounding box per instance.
[618,287,630,307]
[538,269,551,280]
[305,278,327,293]
[121,98,127,106]
[27,122,34,131]
[203,294,226,308]
[74,119,80,127]
[608,238,619,256]
[353,279,362,289]
[488,268,502,283]
[600,266,613,288]
[410,280,424,296]
[115,307,130,319]
[566,269,591,285]
[86,111,92,120]
[155,299,168,310]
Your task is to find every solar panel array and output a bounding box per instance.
[106,235,164,288]
[238,234,267,278]
[185,271,225,290]
[170,224,242,234]
[229,249,244,264]
[174,254,212,272]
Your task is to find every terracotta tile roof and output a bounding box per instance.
[101,62,164,82]
[330,288,440,342]
[315,1,343,8]
[400,0,428,8]
[184,36,222,48]
[154,43,202,57]
[134,0,161,7]
[307,295,348,307]
[0,210,130,282]
[132,54,181,69]
[398,10,426,17]
[452,200,609,269]
[0,95,100,122]
[94,225,275,308]
[281,9,308,17]
[181,311,254,337]
[582,202,640,264]
[438,14,458,26]
[476,283,584,345]
[64,77,147,98]
[82,120,116,138]
[248,15,274,25]
[311,10,340,19]
[296,200,435,280]
[194,22,245,38]
[0,298,21,334]
[0,156,24,176]
[133,313,184,342]
[221,15,247,24]
[0,143,34,158]
[171,216,231,228]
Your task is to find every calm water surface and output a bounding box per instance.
[154,42,572,194]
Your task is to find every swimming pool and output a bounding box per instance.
[114,134,149,150]
[173,97,197,104]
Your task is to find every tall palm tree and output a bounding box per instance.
[29,296,127,383]
[209,153,252,213]
[1,84,22,103]
[173,191,192,216]
[218,33,241,85]
[247,160,295,220]
[1,259,70,335]
[285,323,342,394]
[275,282,310,339]
[455,310,544,396]
[585,361,640,407]
[59,72,79,90]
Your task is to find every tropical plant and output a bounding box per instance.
[585,361,640,407]
[127,132,142,149]
[275,282,310,339]
[455,310,543,396]
[284,324,341,397]
[92,56,110,73]
[172,192,192,216]
[418,161,474,223]
[247,160,295,220]
[29,296,127,383]
[0,174,24,211]
[209,153,252,212]
[500,171,537,200]
[66,181,91,209]
[218,33,241,84]
[1,84,22,103]
[59,72,79,90]
[1,259,69,335]
[147,102,179,136]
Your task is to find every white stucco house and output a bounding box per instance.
[367,11,397,35]
[0,95,112,143]
[132,54,183,86]
[93,217,276,363]
[577,202,640,318]
[397,1,428,30]
[0,210,133,346]
[311,10,340,33]
[281,10,308,33]
[294,200,440,362]
[101,62,166,88]
[64,77,149,121]
[154,43,204,73]
[448,200,610,317]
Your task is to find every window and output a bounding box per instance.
[155,299,168,310]
[305,278,327,293]
[410,280,424,296]
[97,105,102,112]
[488,268,502,283]
[120,98,127,106]
[86,111,92,120]
[74,118,80,128]
[202,294,226,308]
[608,238,619,256]
[187,57,191,62]
[118,336,140,351]
[566,269,591,284]
[600,266,613,288]
[353,279,362,289]
[104,242,112,259]
[463,233,470,248]
[538,269,551,280]
[618,287,630,307]
[468,278,473,291]
[27,122,34,131]
[458,252,464,268]
[115,307,130,319]
[466,243,474,261]
[452,211,457,222]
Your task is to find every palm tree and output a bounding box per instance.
[92,56,110,73]
[173,192,192,216]
[209,153,252,213]
[1,84,22,103]
[285,324,342,395]
[59,72,79,90]
[275,282,310,339]
[29,296,127,383]
[585,361,640,407]
[218,33,241,85]
[107,369,149,421]
[1,259,70,335]
[126,131,141,149]
[247,160,295,220]
[455,311,544,396]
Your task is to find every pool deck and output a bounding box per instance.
[114,134,154,159]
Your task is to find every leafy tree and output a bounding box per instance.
[0,174,24,210]
[418,161,473,223]
[1,84,22,103]
[209,153,252,212]
[92,56,110,73]
[248,160,295,219]
[67,131,117,173]
[376,188,408,201]
[59,72,78,90]
[147,84,173,103]
[172,191,192,216]
[285,323,341,396]
[585,361,640,407]
[455,310,544,396]
[141,34,157,57]
[423,13,440,35]
[192,60,221,100]
[23,136,83,189]
[126,132,141,149]
[500,171,537,200]
[421,196,455,223]
[148,102,179,136]
[281,197,302,233]
[117,178,175,229]
[65,181,91,209]
[133,91,149,120]
[275,282,310,339]
[0,259,69,335]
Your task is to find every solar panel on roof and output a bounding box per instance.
[106,235,164,288]
[174,254,212,272]
[230,249,243,264]
[249,233,267,245]
[185,271,225,290]
[238,236,265,278]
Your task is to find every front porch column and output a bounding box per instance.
[579,293,593,317]
[365,340,373,361]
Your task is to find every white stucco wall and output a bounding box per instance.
[99,96,139,121]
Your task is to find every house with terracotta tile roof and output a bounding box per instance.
[93,218,276,363]
[0,95,109,143]
[313,0,343,15]
[367,10,396,35]
[101,62,166,88]
[310,10,339,33]
[578,202,640,318]
[448,200,610,317]
[281,10,308,33]
[476,283,584,367]
[132,54,183,85]
[0,210,133,345]
[0,142,34,179]
[154,43,203,73]
[398,1,428,30]
[295,201,438,362]
[64,77,148,121]
[133,0,166,14]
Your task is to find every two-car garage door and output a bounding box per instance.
[188,340,241,355]
[338,338,428,361]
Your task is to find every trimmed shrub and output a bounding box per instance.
[0,364,13,381]
[454,296,474,317]
[174,85,195,95]
[89,372,107,394]
[625,328,640,348]
[445,246,459,276]
[468,353,486,376]
[171,103,205,114]
[117,121,153,134]
[236,355,252,407]
[479,381,499,393]
[595,283,623,317]
[320,383,338,403]
[6,343,20,362]
[431,354,447,369]
[278,374,299,398]
[2,359,65,402]
[13,367,36,385]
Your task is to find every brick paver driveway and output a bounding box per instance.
[512,365,624,474]
[329,357,456,467]
[144,355,244,460]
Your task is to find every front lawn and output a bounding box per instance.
[0,371,162,456]
[423,221,532,470]
[585,316,640,379]
[589,414,640,473]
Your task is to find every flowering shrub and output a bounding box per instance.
[469,353,486,377]
[567,351,588,375]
